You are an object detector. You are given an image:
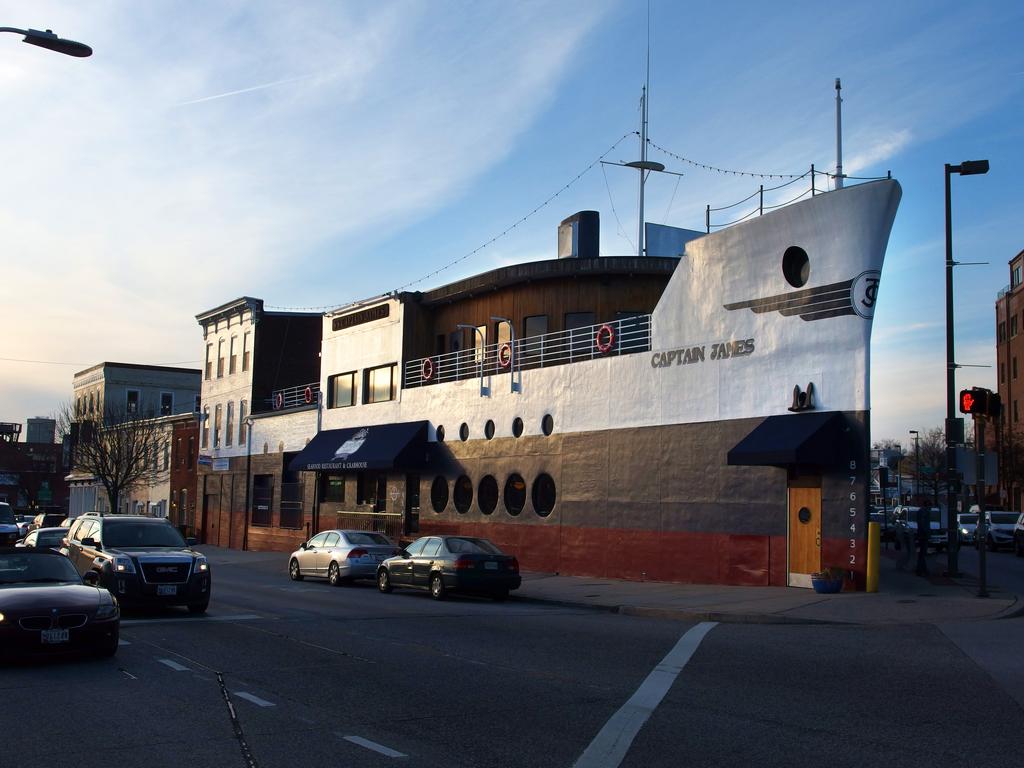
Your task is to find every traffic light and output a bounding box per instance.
[959,387,1002,418]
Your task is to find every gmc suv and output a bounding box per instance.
[62,514,210,613]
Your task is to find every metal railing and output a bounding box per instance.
[270,381,320,410]
[333,509,405,538]
[403,314,651,389]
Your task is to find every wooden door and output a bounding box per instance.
[788,486,821,588]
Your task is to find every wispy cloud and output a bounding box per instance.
[175,73,323,106]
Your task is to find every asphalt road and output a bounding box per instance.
[3,553,1023,768]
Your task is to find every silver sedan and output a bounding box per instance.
[288,529,399,586]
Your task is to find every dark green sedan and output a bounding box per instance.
[377,536,521,601]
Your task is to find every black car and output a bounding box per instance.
[62,514,211,613]
[0,548,119,659]
[377,535,521,601]
[0,502,21,546]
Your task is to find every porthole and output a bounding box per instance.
[430,476,449,513]
[484,420,495,440]
[478,475,498,515]
[459,422,469,441]
[512,417,524,438]
[436,425,445,442]
[453,475,473,513]
[782,245,810,288]
[504,474,526,517]
[541,414,554,436]
[532,473,556,517]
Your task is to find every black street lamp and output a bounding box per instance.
[945,159,990,577]
[909,430,921,500]
[1,27,92,57]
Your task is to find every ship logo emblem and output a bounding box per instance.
[723,271,880,322]
[333,428,369,460]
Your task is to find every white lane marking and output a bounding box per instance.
[157,658,190,672]
[120,613,262,626]
[233,691,276,708]
[343,735,407,758]
[571,621,717,768]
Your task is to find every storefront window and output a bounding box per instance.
[430,476,449,513]
[532,473,556,517]
[453,475,473,514]
[366,364,396,404]
[504,474,526,516]
[322,475,345,502]
[478,475,498,515]
[330,372,356,408]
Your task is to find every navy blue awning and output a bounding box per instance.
[727,411,848,468]
[288,421,430,472]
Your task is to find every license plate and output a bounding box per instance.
[484,561,498,570]
[41,629,69,644]
[157,584,178,596]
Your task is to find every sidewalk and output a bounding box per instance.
[514,549,1021,625]
[200,545,1020,626]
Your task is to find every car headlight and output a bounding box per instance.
[195,556,209,573]
[113,556,136,574]
[95,600,119,620]
[0,611,5,622]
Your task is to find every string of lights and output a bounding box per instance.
[266,131,639,311]
[0,356,200,367]
[646,139,807,180]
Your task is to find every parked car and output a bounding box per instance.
[288,529,399,585]
[0,503,21,547]
[15,514,34,539]
[956,513,978,545]
[892,506,948,551]
[0,547,119,658]
[377,535,521,601]
[62,513,211,613]
[981,510,1018,551]
[28,513,66,534]
[16,527,68,552]
[1014,513,1024,557]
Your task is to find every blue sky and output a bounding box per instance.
[1,0,1022,446]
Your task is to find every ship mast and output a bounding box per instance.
[835,78,844,190]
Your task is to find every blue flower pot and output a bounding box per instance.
[811,577,843,594]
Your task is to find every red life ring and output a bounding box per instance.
[498,342,512,368]
[274,392,284,410]
[422,357,434,381]
[304,386,313,404]
[595,324,615,354]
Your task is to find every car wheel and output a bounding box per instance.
[492,588,509,602]
[289,558,304,581]
[328,561,342,587]
[430,574,446,601]
[377,568,392,593]
[188,601,209,615]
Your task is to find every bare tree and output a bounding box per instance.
[56,402,171,514]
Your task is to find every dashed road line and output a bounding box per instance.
[157,658,190,672]
[234,691,276,708]
[342,735,407,758]
[571,621,717,768]
[217,673,260,768]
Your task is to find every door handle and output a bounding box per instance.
[816,530,821,547]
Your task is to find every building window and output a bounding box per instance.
[225,402,234,447]
[201,407,209,448]
[1014,357,1018,380]
[512,417,524,438]
[242,331,252,372]
[126,390,140,416]
[504,474,526,516]
[524,315,548,338]
[542,413,554,436]
[365,364,397,404]
[478,475,498,515]
[88,393,94,414]
[453,475,473,514]
[213,404,222,448]
[229,335,238,375]
[329,372,356,408]
[217,339,225,378]
[188,435,195,467]
[532,473,557,517]
[205,343,213,380]
[565,312,596,356]
[177,437,183,467]
[484,420,495,440]
[1014,264,1022,288]
[160,392,173,416]
[252,475,273,526]
[1015,399,1020,423]
[565,311,595,330]
[163,444,170,471]
[239,400,248,444]
[194,394,201,414]
[999,322,1006,342]
[322,475,345,503]
[430,477,449,513]
[473,324,487,364]
[1012,316,1018,338]
[1002,363,1007,383]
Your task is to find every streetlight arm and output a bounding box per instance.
[1,26,92,57]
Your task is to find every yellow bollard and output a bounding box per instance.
[866,521,881,593]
